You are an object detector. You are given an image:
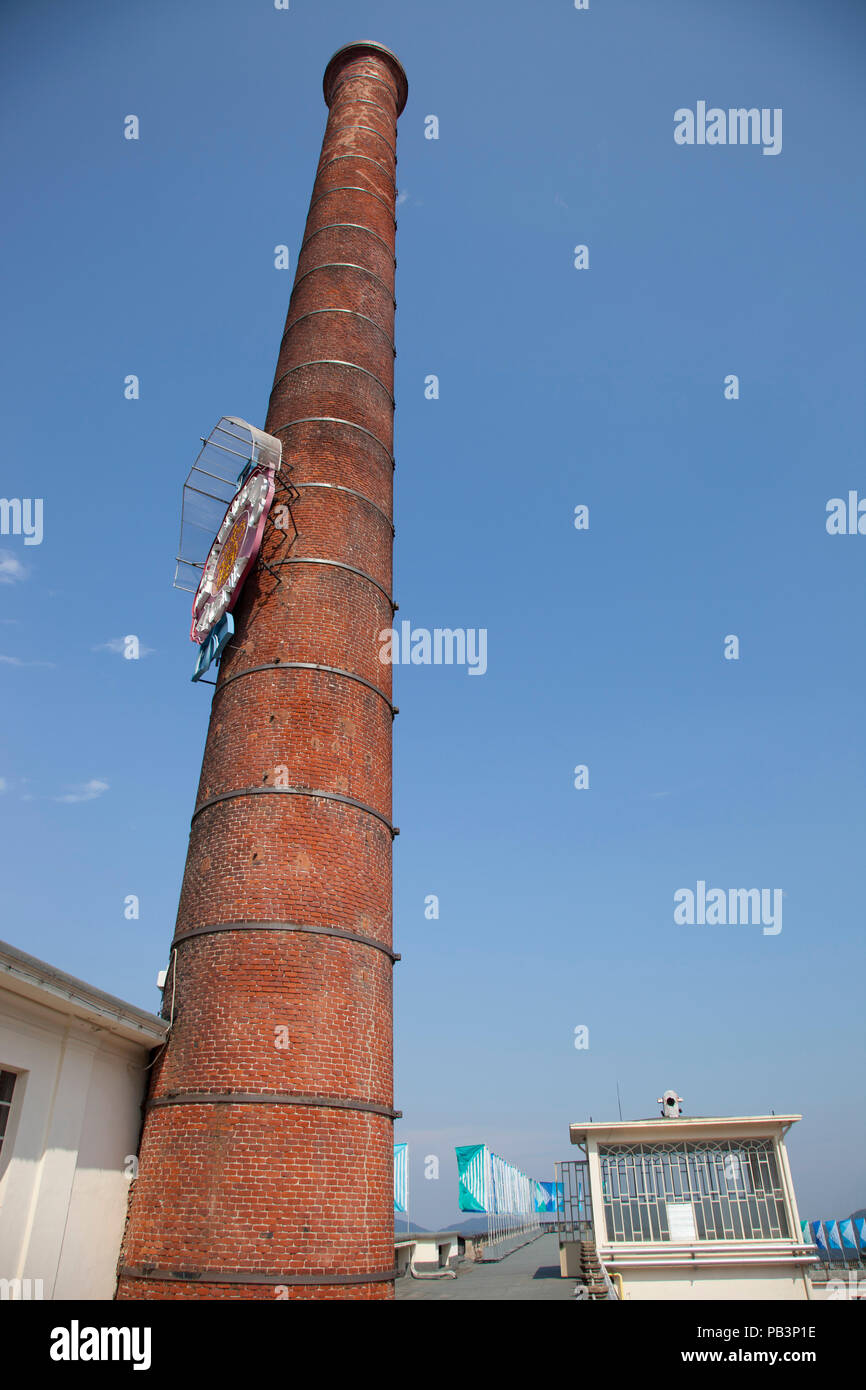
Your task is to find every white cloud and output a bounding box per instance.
[0,551,26,584]
[0,655,55,667]
[55,779,109,804]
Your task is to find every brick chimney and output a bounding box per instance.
[117,41,407,1302]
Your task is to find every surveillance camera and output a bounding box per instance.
[657,1089,684,1118]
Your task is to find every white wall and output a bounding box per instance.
[617,1265,809,1300]
[0,990,150,1299]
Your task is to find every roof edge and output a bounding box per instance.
[570,1114,802,1142]
[0,937,167,1045]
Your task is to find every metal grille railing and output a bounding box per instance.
[599,1139,790,1243]
[554,1160,594,1242]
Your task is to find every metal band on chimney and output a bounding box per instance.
[191,784,397,836]
[291,482,394,532]
[322,124,397,153]
[281,309,396,355]
[327,96,396,124]
[215,660,394,709]
[270,358,395,406]
[148,1092,401,1119]
[298,222,397,261]
[327,73,403,109]
[289,261,396,302]
[120,1266,398,1287]
[214,660,395,711]
[309,183,396,215]
[171,919,400,961]
[273,417,395,465]
[317,153,396,187]
[275,556,395,607]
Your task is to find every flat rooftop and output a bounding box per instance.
[396,1233,572,1302]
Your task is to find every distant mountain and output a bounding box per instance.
[437,1217,558,1236]
[394,1218,486,1236]
[396,1217,559,1237]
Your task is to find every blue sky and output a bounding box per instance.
[1,0,864,1230]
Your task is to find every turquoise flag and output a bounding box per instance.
[456,1144,489,1212]
[393,1143,408,1214]
[839,1218,857,1252]
[535,1181,563,1213]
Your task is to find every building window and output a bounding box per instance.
[0,1070,16,1159]
[599,1140,790,1242]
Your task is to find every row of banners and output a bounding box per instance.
[392,1143,563,1215]
[399,1146,864,1251]
[803,1217,866,1258]
[455,1144,562,1215]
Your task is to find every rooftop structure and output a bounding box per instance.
[562,1092,813,1300]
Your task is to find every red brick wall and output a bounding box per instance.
[117,43,407,1302]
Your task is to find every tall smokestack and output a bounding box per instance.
[118,41,407,1302]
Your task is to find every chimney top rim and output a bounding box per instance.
[323,41,408,116]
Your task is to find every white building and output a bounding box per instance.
[0,939,166,1299]
[563,1096,814,1300]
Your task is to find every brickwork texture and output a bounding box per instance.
[116,42,407,1302]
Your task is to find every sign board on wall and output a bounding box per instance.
[666,1201,698,1241]
[173,416,282,681]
